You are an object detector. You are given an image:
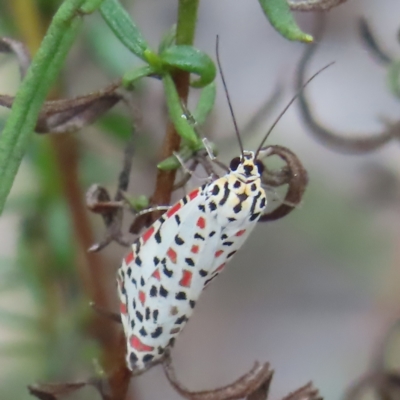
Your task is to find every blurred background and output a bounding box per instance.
[1,0,400,399]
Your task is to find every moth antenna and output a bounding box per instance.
[254,61,335,159]
[216,35,245,160]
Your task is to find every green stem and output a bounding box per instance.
[176,0,199,45]
[152,0,199,207]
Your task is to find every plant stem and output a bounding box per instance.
[151,0,199,209]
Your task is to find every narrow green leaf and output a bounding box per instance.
[160,45,216,88]
[162,73,199,146]
[258,0,313,43]
[80,0,104,13]
[158,24,177,54]
[192,81,216,125]
[99,0,150,60]
[128,195,149,211]
[157,154,183,170]
[122,65,156,89]
[0,0,87,214]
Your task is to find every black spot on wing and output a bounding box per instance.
[175,291,187,300]
[209,201,217,211]
[250,212,261,221]
[194,233,205,241]
[185,258,195,267]
[233,203,242,213]
[150,286,158,297]
[160,285,169,297]
[143,354,154,363]
[153,309,159,323]
[175,235,185,245]
[151,327,163,338]
[139,327,147,336]
[136,311,143,322]
[163,265,173,277]
[175,315,188,324]
[154,230,162,244]
[212,185,220,195]
[219,181,230,206]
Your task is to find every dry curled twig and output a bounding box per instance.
[164,355,274,400]
[28,378,109,400]
[296,16,400,154]
[0,36,31,78]
[358,18,393,65]
[259,145,308,222]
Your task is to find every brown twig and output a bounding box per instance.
[151,71,190,215]
[163,356,274,400]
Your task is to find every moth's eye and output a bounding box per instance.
[229,157,241,171]
[255,160,264,175]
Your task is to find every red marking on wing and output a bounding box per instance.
[120,302,127,314]
[142,226,155,243]
[196,216,206,229]
[215,263,226,273]
[188,188,200,200]
[167,202,181,218]
[180,270,193,287]
[139,291,146,306]
[236,229,246,237]
[130,335,154,352]
[125,252,134,265]
[152,269,161,281]
[167,247,177,264]
[215,250,223,257]
[191,245,199,254]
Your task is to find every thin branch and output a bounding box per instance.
[164,356,274,400]
[358,18,393,65]
[288,0,348,11]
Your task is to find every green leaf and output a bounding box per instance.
[122,65,156,89]
[157,154,183,170]
[192,81,216,125]
[127,195,149,211]
[387,60,400,99]
[160,45,216,88]
[258,0,313,43]
[0,0,87,214]
[162,73,199,146]
[80,0,104,13]
[158,24,177,54]
[99,0,150,60]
